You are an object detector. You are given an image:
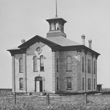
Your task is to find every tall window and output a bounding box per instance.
[57,59,59,72]
[82,78,84,90]
[94,79,95,89]
[94,61,96,74]
[40,55,44,71]
[88,59,91,73]
[66,56,72,72]
[57,77,59,90]
[88,78,91,90]
[19,78,23,90]
[67,77,72,90]
[19,58,23,73]
[82,57,84,72]
[33,56,37,72]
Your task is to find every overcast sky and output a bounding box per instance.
[0,0,110,88]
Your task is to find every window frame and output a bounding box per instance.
[82,77,84,90]
[19,78,23,90]
[19,58,23,73]
[88,59,91,73]
[94,79,95,89]
[66,77,72,90]
[82,57,84,72]
[66,56,72,72]
[88,78,91,90]
[56,59,59,72]
[94,61,96,74]
[40,55,44,71]
[57,77,59,90]
[33,56,37,72]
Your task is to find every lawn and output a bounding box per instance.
[0,94,110,110]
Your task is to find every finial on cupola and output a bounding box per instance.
[55,0,58,17]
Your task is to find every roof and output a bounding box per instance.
[47,36,81,46]
[46,17,67,23]
[7,35,100,57]
[7,47,21,51]
[18,35,61,49]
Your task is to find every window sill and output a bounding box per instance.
[33,71,38,72]
[40,70,45,72]
[67,88,72,90]
[66,70,72,72]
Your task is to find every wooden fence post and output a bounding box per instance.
[46,93,50,105]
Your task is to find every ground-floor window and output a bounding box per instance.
[88,78,91,90]
[57,77,59,90]
[19,78,23,90]
[66,77,72,90]
[94,79,95,89]
[82,78,84,90]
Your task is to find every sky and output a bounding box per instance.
[0,0,110,88]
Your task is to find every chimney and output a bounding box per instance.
[21,39,25,44]
[81,35,85,45]
[88,40,92,49]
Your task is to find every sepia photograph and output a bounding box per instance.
[0,0,110,109]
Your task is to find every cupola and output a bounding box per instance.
[46,0,67,38]
[46,18,67,38]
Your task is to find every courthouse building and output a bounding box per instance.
[8,15,100,94]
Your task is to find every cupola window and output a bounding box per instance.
[56,23,60,30]
[51,23,55,31]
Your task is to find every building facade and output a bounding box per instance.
[8,17,100,94]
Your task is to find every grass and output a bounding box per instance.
[0,94,110,109]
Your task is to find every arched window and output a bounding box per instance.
[19,78,23,90]
[51,23,55,31]
[19,58,23,73]
[33,56,37,72]
[40,55,44,71]
[56,23,60,30]
[66,56,72,72]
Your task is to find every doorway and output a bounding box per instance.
[35,76,43,92]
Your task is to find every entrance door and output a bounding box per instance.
[36,81,40,92]
[35,76,43,92]
[40,80,43,92]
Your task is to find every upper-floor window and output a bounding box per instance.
[33,56,37,72]
[19,58,23,73]
[40,55,44,71]
[94,61,96,74]
[88,78,91,90]
[57,59,59,72]
[88,59,91,73]
[19,78,23,90]
[66,77,72,90]
[82,57,84,72]
[66,56,72,72]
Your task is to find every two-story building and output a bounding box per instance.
[8,16,100,94]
